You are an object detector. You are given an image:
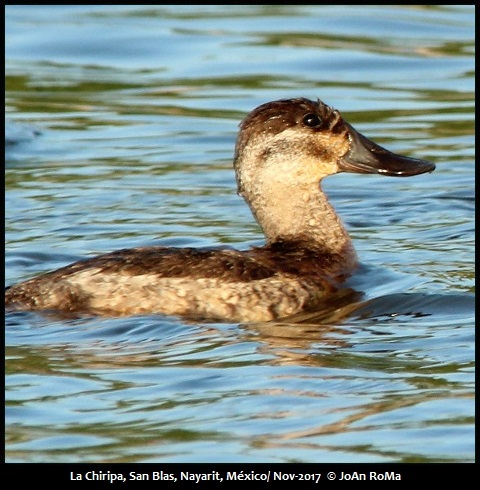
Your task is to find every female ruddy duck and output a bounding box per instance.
[5,98,435,322]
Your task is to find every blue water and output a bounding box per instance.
[5,5,474,463]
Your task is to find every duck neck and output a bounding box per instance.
[243,179,356,259]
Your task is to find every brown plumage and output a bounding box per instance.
[5,98,435,321]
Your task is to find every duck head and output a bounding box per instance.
[234,97,435,197]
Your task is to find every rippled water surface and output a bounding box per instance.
[5,5,474,463]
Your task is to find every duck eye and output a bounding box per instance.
[302,113,322,128]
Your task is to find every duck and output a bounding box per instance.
[5,97,435,322]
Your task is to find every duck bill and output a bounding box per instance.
[338,123,435,177]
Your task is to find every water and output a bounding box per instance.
[5,5,474,464]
